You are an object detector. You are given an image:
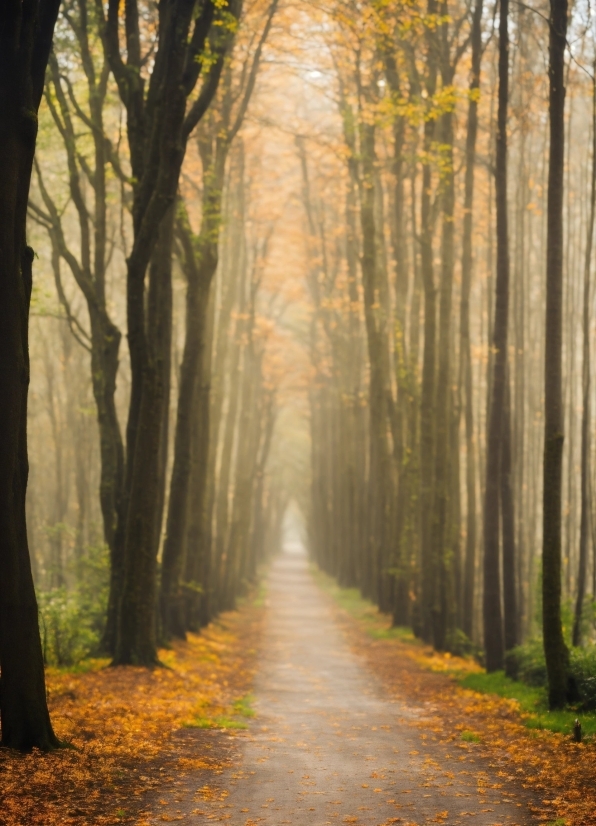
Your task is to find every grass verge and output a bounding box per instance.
[312,562,596,740]
[459,670,596,739]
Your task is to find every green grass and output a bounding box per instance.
[185,693,255,731]
[460,730,481,742]
[252,581,267,608]
[232,693,256,718]
[310,566,421,644]
[368,625,419,642]
[186,715,249,730]
[459,670,596,739]
[48,657,111,675]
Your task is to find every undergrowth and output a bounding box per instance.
[459,670,596,739]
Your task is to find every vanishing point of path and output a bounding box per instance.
[147,549,535,825]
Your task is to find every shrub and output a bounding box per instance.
[38,541,109,666]
[506,638,596,710]
[570,647,596,711]
[39,588,99,666]
[445,628,482,659]
[505,638,548,687]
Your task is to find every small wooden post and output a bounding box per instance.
[573,719,582,743]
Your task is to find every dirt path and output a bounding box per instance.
[145,549,536,825]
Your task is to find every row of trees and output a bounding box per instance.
[2,0,589,752]
[302,0,582,709]
[1,0,284,749]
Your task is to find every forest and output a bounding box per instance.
[2,0,596,822]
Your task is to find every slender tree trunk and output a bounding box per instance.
[184,286,216,630]
[483,0,510,672]
[418,3,438,641]
[501,375,518,652]
[542,0,570,708]
[359,118,391,608]
[573,61,596,647]
[214,288,246,606]
[460,0,483,641]
[431,42,457,649]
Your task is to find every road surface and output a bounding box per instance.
[147,547,534,825]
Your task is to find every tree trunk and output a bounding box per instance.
[184,285,216,631]
[573,61,596,648]
[501,375,518,652]
[483,0,509,672]
[418,2,438,642]
[359,118,391,608]
[160,192,219,639]
[431,48,456,649]
[460,0,483,641]
[114,208,174,665]
[542,0,569,708]
[0,0,60,751]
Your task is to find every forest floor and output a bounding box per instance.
[0,595,263,826]
[2,556,595,826]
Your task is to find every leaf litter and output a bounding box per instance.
[0,602,262,826]
[327,594,596,826]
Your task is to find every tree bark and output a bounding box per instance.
[483,0,509,672]
[573,60,596,648]
[501,375,518,652]
[418,0,439,642]
[542,0,569,708]
[0,0,61,751]
[460,0,483,641]
[431,26,457,648]
[160,200,216,638]
[97,0,239,665]
[113,208,174,665]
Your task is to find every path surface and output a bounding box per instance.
[148,548,535,825]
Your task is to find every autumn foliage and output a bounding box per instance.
[0,602,261,825]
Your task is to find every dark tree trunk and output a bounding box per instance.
[501,376,518,652]
[97,0,239,665]
[483,0,509,672]
[160,202,216,639]
[0,0,60,751]
[542,0,569,708]
[95,309,124,655]
[113,208,174,666]
[359,119,391,608]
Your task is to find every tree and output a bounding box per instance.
[160,0,279,639]
[573,57,596,648]
[460,0,483,641]
[542,0,569,708]
[95,0,240,665]
[29,2,126,655]
[483,0,510,673]
[0,0,61,750]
